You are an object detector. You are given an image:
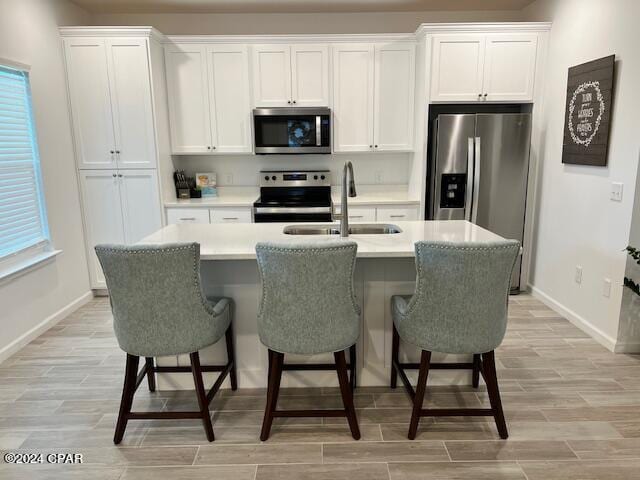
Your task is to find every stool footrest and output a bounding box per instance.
[128,411,203,420]
[399,362,475,370]
[273,409,347,418]
[420,408,494,417]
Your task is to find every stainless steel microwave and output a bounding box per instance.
[253,107,331,154]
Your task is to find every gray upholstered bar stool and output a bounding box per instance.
[95,243,237,444]
[390,240,519,440]
[255,241,361,441]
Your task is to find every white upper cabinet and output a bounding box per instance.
[333,43,415,153]
[64,37,156,169]
[483,34,538,102]
[207,45,252,153]
[291,44,330,107]
[430,34,485,102]
[332,44,375,152]
[430,32,538,102]
[165,43,252,154]
[106,38,157,168]
[374,43,415,151]
[63,38,117,169]
[252,44,329,107]
[252,45,292,107]
[164,44,212,153]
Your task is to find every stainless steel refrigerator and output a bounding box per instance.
[428,113,532,290]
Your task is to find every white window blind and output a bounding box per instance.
[0,64,50,260]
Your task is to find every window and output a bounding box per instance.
[0,63,51,264]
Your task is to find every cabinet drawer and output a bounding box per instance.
[166,208,210,224]
[376,206,419,222]
[333,206,376,222]
[210,207,252,223]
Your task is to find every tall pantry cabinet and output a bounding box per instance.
[61,28,165,289]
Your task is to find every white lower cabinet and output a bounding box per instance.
[376,206,419,222]
[80,169,161,289]
[166,206,253,225]
[333,206,377,222]
[166,208,210,224]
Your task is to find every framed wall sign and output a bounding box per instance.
[562,55,615,166]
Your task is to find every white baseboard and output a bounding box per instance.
[0,290,94,363]
[529,285,617,352]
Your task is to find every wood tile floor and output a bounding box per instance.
[1,294,640,479]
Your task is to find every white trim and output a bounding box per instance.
[0,56,31,72]
[415,22,552,35]
[59,26,165,42]
[0,291,93,364]
[164,33,417,45]
[529,285,618,352]
[0,249,62,286]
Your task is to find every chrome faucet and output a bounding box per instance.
[333,161,357,237]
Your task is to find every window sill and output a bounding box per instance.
[0,249,62,286]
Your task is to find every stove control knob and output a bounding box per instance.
[320,175,326,180]
[314,175,318,180]
[272,175,277,181]
[264,175,269,181]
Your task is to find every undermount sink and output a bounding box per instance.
[283,224,402,236]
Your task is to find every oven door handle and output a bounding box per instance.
[254,206,332,214]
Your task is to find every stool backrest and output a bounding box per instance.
[95,243,223,357]
[401,240,520,354]
[255,241,360,355]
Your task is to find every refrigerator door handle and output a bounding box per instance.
[472,136,481,224]
[465,137,474,221]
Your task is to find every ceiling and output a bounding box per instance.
[71,0,537,14]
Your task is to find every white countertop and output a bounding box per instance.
[140,220,505,260]
[164,186,419,208]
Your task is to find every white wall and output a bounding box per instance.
[0,0,92,360]
[90,10,525,35]
[523,0,640,350]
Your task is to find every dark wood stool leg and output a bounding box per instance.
[145,357,156,392]
[408,350,431,440]
[349,344,357,392]
[190,352,215,442]
[391,324,400,388]
[225,323,238,391]
[335,350,361,440]
[114,354,139,444]
[472,354,481,389]
[261,349,284,441]
[482,350,508,439]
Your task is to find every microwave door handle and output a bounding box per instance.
[472,136,481,224]
[316,116,321,146]
[465,137,474,222]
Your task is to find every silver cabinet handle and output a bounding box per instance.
[349,215,364,219]
[389,215,405,218]
[222,217,238,220]
[472,136,481,224]
[179,217,196,221]
[316,116,321,146]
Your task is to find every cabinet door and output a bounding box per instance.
[332,44,375,152]
[374,43,415,151]
[63,38,117,169]
[209,207,252,223]
[252,45,292,107]
[106,38,157,168]
[483,34,538,102]
[376,205,419,222]
[333,205,376,223]
[207,45,252,153]
[291,44,329,106]
[79,170,124,288]
[164,44,212,153]
[166,208,210,225]
[430,35,485,102]
[118,170,162,244]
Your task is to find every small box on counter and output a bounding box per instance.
[195,173,217,197]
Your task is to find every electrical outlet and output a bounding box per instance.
[374,171,384,184]
[223,173,233,185]
[575,266,583,284]
[602,278,612,298]
[611,182,624,202]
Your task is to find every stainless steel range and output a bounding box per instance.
[253,170,332,223]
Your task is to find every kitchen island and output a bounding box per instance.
[141,220,507,389]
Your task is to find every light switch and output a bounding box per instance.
[575,265,583,284]
[603,278,612,298]
[611,182,624,202]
